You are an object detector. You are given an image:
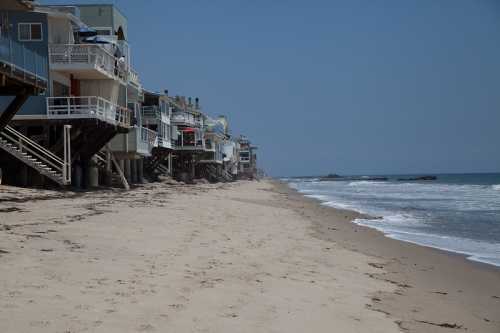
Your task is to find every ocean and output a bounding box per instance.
[285,173,500,267]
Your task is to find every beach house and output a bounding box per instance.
[0,2,72,187]
[237,135,258,179]
[0,1,261,188]
[197,115,233,181]
[170,95,206,182]
[141,89,174,179]
[0,4,138,188]
[222,136,240,180]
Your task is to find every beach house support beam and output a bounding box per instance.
[0,94,29,132]
[137,158,144,183]
[106,145,130,190]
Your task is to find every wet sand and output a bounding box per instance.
[0,179,499,332]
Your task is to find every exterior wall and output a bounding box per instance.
[77,5,113,32]
[0,11,49,117]
[50,70,70,93]
[112,8,128,40]
[117,83,127,107]
[77,5,128,40]
[0,10,49,79]
[47,16,73,44]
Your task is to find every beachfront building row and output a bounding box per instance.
[0,1,258,188]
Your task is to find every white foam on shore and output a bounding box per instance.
[354,217,500,268]
[287,180,500,268]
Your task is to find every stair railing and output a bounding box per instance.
[0,125,71,185]
[62,125,71,184]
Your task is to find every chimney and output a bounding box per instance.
[164,89,168,96]
[195,97,199,109]
[188,97,192,106]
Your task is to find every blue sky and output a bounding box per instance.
[45,0,500,176]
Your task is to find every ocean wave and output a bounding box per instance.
[304,194,330,201]
[322,201,358,211]
[287,178,500,267]
[348,181,379,186]
[354,218,500,267]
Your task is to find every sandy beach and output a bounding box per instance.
[0,179,499,332]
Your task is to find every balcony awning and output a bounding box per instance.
[77,27,97,37]
[83,36,115,44]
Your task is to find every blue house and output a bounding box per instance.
[0,0,48,130]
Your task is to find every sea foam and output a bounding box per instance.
[288,175,500,267]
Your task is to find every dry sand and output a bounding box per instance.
[0,179,498,332]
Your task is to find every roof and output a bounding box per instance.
[2,0,35,10]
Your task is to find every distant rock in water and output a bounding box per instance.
[397,176,437,181]
[319,175,388,182]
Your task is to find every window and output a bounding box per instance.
[18,23,42,41]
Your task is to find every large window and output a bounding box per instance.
[18,23,42,41]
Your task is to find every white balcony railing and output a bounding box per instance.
[47,96,131,127]
[142,106,160,119]
[49,44,126,80]
[171,111,196,126]
[175,129,204,150]
[140,126,157,146]
[129,68,140,87]
[137,126,157,153]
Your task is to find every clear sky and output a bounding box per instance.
[45,0,500,177]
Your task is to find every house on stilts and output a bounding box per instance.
[0,1,260,189]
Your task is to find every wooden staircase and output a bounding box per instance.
[94,148,130,190]
[205,164,220,182]
[0,125,71,186]
[144,153,170,176]
[221,167,233,182]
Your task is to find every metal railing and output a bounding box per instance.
[0,125,71,185]
[171,111,196,126]
[0,36,48,88]
[140,126,157,145]
[47,96,131,127]
[136,126,157,153]
[49,44,126,80]
[129,68,140,86]
[142,105,160,119]
[175,129,204,149]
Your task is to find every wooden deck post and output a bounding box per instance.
[0,94,29,132]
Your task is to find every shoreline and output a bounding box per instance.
[286,179,500,269]
[273,179,500,332]
[290,182,500,270]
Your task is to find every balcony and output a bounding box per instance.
[129,68,141,87]
[157,135,172,150]
[171,111,199,127]
[0,36,48,91]
[240,151,250,163]
[49,44,126,81]
[143,105,170,125]
[108,126,156,158]
[204,140,216,152]
[47,96,131,127]
[142,105,160,120]
[138,126,157,155]
[175,128,204,151]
